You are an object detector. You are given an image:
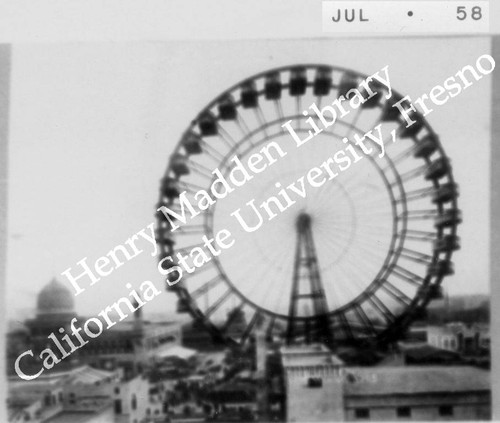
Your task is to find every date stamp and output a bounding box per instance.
[322,1,489,33]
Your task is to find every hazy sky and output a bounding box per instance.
[5,36,492,319]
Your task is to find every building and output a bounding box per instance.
[427,323,490,355]
[8,278,181,380]
[281,344,346,422]
[205,382,258,422]
[396,343,463,366]
[280,344,491,421]
[343,366,490,421]
[7,364,153,423]
[7,365,117,422]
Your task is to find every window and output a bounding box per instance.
[355,408,370,419]
[397,407,411,418]
[114,400,122,415]
[439,405,453,416]
[307,377,323,388]
[131,394,137,410]
[114,387,120,395]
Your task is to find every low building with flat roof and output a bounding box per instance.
[280,344,491,422]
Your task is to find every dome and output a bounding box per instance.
[37,278,75,316]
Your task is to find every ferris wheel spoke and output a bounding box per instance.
[315,231,354,256]
[200,140,226,163]
[336,194,388,212]
[217,125,239,149]
[337,312,355,340]
[365,293,396,324]
[402,209,438,220]
[395,164,428,184]
[351,302,377,335]
[295,96,302,130]
[390,263,426,286]
[249,250,293,303]
[190,275,224,300]
[342,107,363,138]
[174,242,205,256]
[380,144,418,172]
[176,179,210,194]
[324,268,363,309]
[378,279,413,306]
[189,259,215,277]
[398,247,433,266]
[326,252,379,304]
[255,106,269,138]
[232,231,294,291]
[177,224,206,235]
[334,166,387,198]
[342,180,391,208]
[234,90,265,148]
[273,99,285,132]
[235,114,252,140]
[395,186,433,203]
[258,251,293,310]
[182,159,215,179]
[240,311,262,344]
[399,157,451,186]
[337,233,390,258]
[204,288,232,318]
[345,244,393,284]
[399,229,437,242]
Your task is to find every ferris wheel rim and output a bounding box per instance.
[157,63,461,346]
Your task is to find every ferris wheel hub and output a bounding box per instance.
[296,212,312,231]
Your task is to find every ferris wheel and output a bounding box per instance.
[155,64,461,348]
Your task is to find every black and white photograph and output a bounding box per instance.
[0,3,498,422]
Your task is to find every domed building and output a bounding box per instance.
[8,278,182,380]
[21,278,81,373]
[36,278,76,317]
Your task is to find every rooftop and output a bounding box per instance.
[281,343,331,355]
[398,344,461,361]
[281,344,344,367]
[344,366,490,396]
[155,345,197,360]
[9,365,119,393]
[44,397,112,423]
[106,319,178,333]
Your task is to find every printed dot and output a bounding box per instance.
[407,11,413,17]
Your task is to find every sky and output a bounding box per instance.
[5,36,492,319]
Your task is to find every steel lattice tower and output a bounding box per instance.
[286,212,334,347]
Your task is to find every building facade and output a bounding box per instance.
[281,344,491,422]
